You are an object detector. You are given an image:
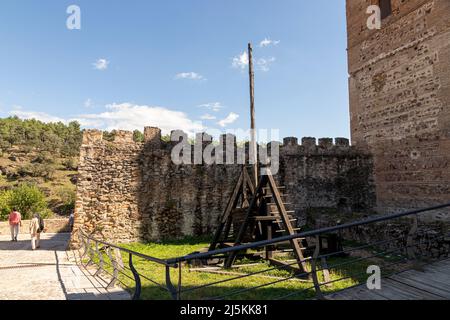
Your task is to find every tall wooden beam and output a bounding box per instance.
[248,43,258,188]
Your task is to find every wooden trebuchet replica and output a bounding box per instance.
[208,43,308,275]
[209,167,308,274]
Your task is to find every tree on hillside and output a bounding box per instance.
[0,117,82,157]
[0,184,49,220]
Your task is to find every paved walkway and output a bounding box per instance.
[0,233,130,300]
[327,258,450,300]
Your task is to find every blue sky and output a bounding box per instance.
[0,0,350,140]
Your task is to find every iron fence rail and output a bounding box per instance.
[76,201,450,300]
[168,202,450,264]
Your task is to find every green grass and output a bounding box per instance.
[83,237,406,301]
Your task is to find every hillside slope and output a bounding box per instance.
[0,117,82,219]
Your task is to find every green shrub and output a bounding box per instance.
[62,157,78,171]
[56,185,76,215]
[133,130,144,143]
[18,163,55,180]
[7,184,48,220]
[0,190,12,221]
[103,130,116,142]
[31,151,54,164]
[161,134,171,142]
[39,208,54,219]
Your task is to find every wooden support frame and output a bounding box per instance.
[209,167,256,252]
[209,168,308,274]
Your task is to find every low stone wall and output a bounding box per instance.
[308,210,450,258]
[0,218,70,235]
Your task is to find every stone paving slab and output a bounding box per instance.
[0,233,130,300]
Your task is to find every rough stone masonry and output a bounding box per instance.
[346,0,450,218]
[71,128,375,245]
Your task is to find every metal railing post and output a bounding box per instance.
[311,235,325,300]
[165,265,178,300]
[177,263,182,300]
[129,253,142,300]
[84,238,93,267]
[105,246,118,289]
[94,242,104,277]
[406,214,418,260]
[79,231,88,260]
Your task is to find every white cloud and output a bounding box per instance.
[84,98,92,108]
[232,51,276,72]
[232,52,249,70]
[78,103,204,136]
[256,57,276,72]
[9,110,67,124]
[93,59,109,71]
[200,114,216,121]
[175,72,205,81]
[9,103,205,136]
[217,112,239,128]
[198,102,224,112]
[259,38,280,48]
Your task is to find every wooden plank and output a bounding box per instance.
[270,211,296,215]
[328,259,450,300]
[431,259,450,268]
[383,279,445,300]
[274,219,297,223]
[390,271,450,298]
[264,186,286,189]
[425,262,450,273]
[267,202,292,206]
[328,286,388,300]
[275,228,301,233]
[251,216,279,221]
[248,43,258,188]
[243,168,255,195]
[263,194,287,198]
[267,174,308,273]
[399,267,450,287]
[380,279,444,300]
[328,281,432,301]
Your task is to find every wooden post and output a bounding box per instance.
[248,43,258,188]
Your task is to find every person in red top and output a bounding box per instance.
[8,208,22,242]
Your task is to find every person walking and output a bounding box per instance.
[30,213,41,250]
[8,208,22,242]
[68,211,75,232]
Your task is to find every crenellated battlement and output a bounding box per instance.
[81,128,359,158]
[82,129,103,144]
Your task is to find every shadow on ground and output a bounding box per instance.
[0,233,70,251]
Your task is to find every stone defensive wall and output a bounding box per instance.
[71,127,376,245]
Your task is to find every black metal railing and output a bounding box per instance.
[76,202,450,300]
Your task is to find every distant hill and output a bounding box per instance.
[0,117,149,220]
[0,117,82,218]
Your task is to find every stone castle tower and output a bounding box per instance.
[346,0,450,218]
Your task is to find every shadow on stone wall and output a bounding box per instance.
[72,128,377,245]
